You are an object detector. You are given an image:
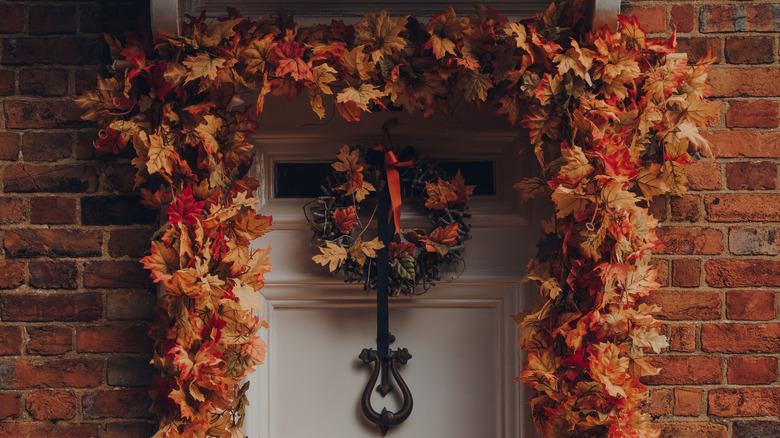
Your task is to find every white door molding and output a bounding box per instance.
[150,0,622,34]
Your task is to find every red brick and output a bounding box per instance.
[727,290,776,321]
[700,5,735,33]
[25,390,77,420]
[656,422,727,438]
[0,70,13,96]
[744,4,777,32]
[18,69,69,97]
[109,228,154,258]
[724,37,775,64]
[75,70,97,96]
[21,131,74,161]
[26,326,72,356]
[702,323,780,353]
[78,2,150,35]
[668,324,696,352]
[641,290,720,320]
[652,259,669,287]
[0,393,20,420]
[656,227,722,255]
[706,259,780,287]
[77,326,152,353]
[0,359,104,389]
[0,327,22,356]
[621,6,666,33]
[3,100,84,129]
[100,422,156,438]
[81,195,157,225]
[84,261,154,288]
[4,229,102,258]
[670,195,699,221]
[4,164,98,193]
[648,195,666,220]
[31,196,77,224]
[0,261,25,289]
[671,259,700,287]
[675,38,721,65]
[29,261,78,289]
[726,100,779,128]
[0,132,20,160]
[674,387,702,416]
[642,388,671,417]
[107,356,153,387]
[709,388,780,417]
[705,194,780,222]
[733,421,780,438]
[1,293,102,322]
[29,6,77,35]
[107,291,155,320]
[0,423,97,438]
[671,5,694,33]
[726,161,777,190]
[642,356,722,385]
[728,357,777,385]
[0,5,24,34]
[683,162,721,190]
[0,198,26,224]
[82,389,152,419]
[103,164,137,192]
[708,68,780,98]
[730,227,779,256]
[2,37,103,65]
[705,130,780,158]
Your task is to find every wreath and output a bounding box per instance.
[307,144,475,295]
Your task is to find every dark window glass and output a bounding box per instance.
[274,162,332,198]
[274,160,495,198]
[440,161,495,196]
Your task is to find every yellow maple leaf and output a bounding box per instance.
[600,179,637,214]
[183,52,226,83]
[144,132,176,176]
[630,326,669,354]
[457,70,493,104]
[336,84,385,112]
[355,11,409,63]
[243,35,275,74]
[348,237,384,266]
[232,279,264,313]
[311,63,338,95]
[312,241,348,272]
[635,163,669,200]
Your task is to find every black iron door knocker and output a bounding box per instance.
[359,150,413,435]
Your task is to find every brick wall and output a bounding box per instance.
[0,1,156,436]
[623,1,780,437]
[0,1,778,437]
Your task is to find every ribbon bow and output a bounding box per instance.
[373,145,413,233]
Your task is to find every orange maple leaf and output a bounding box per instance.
[334,206,358,233]
[423,223,458,255]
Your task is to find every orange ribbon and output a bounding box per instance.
[373,145,413,233]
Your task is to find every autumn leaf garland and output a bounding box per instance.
[76,1,714,437]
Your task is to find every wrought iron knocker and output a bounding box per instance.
[358,183,413,435]
[359,346,413,436]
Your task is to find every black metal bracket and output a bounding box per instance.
[359,347,413,436]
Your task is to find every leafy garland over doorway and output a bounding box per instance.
[76,0,715,436]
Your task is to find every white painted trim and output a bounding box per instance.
[591,0,622,32]
[150,0,181,35]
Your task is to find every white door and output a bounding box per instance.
[243,95,544,438]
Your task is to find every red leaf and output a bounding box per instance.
[167,185,205,226]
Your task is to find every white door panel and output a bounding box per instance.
[244,281,534,438]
